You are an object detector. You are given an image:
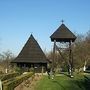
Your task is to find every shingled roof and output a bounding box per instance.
[50,24,76,42]
[12,34,48,63]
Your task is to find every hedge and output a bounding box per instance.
[3,72,34,90]
[0,72,19,81]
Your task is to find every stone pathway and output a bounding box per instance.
[15,73,43,90]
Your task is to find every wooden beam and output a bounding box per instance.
[52,40,56,71]
[69,40,73,77]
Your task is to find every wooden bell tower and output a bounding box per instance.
[50,22,76,77]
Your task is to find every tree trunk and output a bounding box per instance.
[83,60,87,71]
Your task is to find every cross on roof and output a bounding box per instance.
[30,32,33,34]
[61,20,64,24]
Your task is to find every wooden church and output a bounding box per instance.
[11,34,49,72]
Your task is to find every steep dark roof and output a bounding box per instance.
[50,24,76,42]
[11,34,48,63]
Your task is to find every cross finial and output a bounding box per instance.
[61,20,64,24]
[30,32,33,34]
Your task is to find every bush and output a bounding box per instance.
[29,67,34,72]
[14,67,23,74]
[3,72,34,90]
[0,71,3,74]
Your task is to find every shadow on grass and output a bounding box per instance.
[60,72,90,90]
[83,76,90,90]
[73,80,85,89]
[53,80,66,90]
[72,79,90,90]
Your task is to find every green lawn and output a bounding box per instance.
[35,73,90,90]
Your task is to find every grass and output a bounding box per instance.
[34,73,90,90]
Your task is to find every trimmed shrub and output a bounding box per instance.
[3,72,34,90]
[14,67,23,74]
[0,72,19,81]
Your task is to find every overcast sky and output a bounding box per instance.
[0,0,90,55]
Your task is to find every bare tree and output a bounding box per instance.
[0,50,15,73]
